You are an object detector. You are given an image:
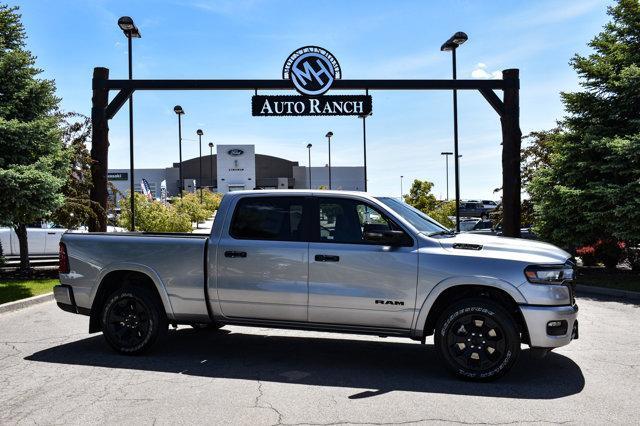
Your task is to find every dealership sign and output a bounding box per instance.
[252,46,372,117]
[107,172,128,181]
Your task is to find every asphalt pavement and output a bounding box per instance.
[0,296,638,425]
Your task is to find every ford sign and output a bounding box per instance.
[228,149,244,156]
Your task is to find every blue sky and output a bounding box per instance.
[16,0,611,199]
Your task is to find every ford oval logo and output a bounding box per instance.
[228,149,244,156]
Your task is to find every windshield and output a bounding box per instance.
[376,197,449,234]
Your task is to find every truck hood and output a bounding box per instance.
[430,232,571,265]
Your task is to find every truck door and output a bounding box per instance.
[308,196,418,329]
[217,196,310,322]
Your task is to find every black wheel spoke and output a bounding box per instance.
[446,312,508,374]
[106,295,152,350]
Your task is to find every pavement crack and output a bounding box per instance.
[253,380,284,425]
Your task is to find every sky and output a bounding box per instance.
[15,0,612,199]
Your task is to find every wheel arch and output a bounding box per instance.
[88,264,174,333]
[412,278,529,343]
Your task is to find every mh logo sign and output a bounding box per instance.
[283,46,341,96]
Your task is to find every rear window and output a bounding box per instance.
[230,197,305,241]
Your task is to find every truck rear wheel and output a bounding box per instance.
[101,286,167,355]
[434,298,520,381]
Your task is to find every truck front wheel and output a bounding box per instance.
[101,286,167,355]
[434,299,520,381]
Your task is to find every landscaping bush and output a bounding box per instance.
[118,193,192,232]
[173,193,210,225]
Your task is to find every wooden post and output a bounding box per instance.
[501,69,522,238]
[89,67,110,232]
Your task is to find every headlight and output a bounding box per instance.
[524,264,574,284]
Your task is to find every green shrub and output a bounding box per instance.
[173,192,210,224]
[118,193,192,232]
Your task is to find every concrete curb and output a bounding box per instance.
[0,292,54,314]
[576,284,640,301]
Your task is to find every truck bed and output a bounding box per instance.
[60,231,210,321]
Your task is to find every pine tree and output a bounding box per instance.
[0,4,67,273]
[528,0,640,259]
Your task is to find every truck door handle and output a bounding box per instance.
[224,250,247,258]
[315,254,339,262]
[47,232,56,235]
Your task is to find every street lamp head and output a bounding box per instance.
[325,131,333,138]
[117,16,141,38]
[196,129,203,136]
[173,105,184,115]
[208,142,214,148]
[441,151,453,155]
[452,31,468,45]
[306,143,312,149]
[440,31,467,51]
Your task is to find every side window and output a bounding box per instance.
[230,197,305,241]
[318,198,393,244]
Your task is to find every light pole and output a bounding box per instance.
[441,151,453,200]
[325,131,333,189]
[196,129,204,203]
[400,175,404,199]
[117,16,140,231]
[358,112,371,192]
[306,143,312,189]
[441,31,468,233]
[208,142,214,189]
[174,105,185,198]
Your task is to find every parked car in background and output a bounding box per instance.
[458,202,492,219]
[468,222,537,240]
[481,200,498,210]
[0,223,66,256]
[1,223,126,257]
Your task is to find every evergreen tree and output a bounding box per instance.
[528,0,640,258]
[0,4,67,273]
[51,113,100,229]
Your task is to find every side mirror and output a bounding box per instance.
[363,229,411,246]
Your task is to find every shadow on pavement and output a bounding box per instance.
[26,328,584,399]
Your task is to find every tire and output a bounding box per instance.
[434,298,520,381]
[101,285,167,355]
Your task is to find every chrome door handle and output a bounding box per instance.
[315,254,339,262]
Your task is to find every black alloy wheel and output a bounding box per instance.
[435,299,520,381]
[101,286,166,354]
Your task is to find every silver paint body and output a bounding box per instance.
[58,190,577,349]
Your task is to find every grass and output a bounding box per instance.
[0,278,58,305]
[576,268,640,292]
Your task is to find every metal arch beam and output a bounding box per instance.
[105,89,133,120]
[97,78,513,92]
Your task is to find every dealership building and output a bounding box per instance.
[108,145,365,201]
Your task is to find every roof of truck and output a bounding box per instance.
[222,189,379,198]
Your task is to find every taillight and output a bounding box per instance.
[59,242,70,274]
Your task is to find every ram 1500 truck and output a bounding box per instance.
[55,190,578,381]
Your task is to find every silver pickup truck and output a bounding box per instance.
[55,190,578,381]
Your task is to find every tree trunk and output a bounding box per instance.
[14,224,30,275]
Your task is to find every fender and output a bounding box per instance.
[410,275,527,338]
[90,262,176,320]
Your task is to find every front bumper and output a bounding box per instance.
[520,304,579,348]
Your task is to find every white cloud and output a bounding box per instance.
[471,63,502,79]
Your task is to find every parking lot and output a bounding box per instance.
[1,296,638,425]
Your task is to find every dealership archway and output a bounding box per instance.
[89,64,522,236]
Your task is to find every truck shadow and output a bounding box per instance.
[25,328,584,399]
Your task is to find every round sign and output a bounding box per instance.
[283,46,341,96]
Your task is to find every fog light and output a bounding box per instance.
[547,320,568,336]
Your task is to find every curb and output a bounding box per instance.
[576,284,640,301]
[0,292,54,314]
